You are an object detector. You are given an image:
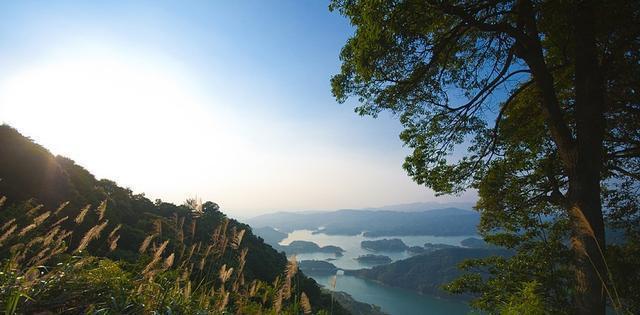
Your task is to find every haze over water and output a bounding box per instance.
[282,230,471,314]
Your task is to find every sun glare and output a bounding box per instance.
[0,55,245,202]
[0,53,443,215]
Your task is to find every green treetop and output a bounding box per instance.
[330,0,639,314]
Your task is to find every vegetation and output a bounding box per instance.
[330,0,639,313]
[347,248,511,299]
[299,260,339,275]
[253,226,289,247]
[278,241,345,257]
[354,255,392,265]
[329,291,388,315]
[0,125,350,314]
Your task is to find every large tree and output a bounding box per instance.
[330,0,639,313]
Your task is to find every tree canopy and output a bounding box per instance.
[330,0,639,313]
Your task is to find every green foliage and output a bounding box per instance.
[0,125,350,314]
[0,197,346,314]
[329,0,640,313]
[351,247,510,298]
[498,281,545,315]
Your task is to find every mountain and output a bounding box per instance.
[252,226,288,245]
[363,201,475,212]
[0,125,350,314]
[346,248,511,298]
[247,208,480,236]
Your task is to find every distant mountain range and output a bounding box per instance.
[361,201,475,212]
[247,208,480,236]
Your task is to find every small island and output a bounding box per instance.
[361,238,408,252]
[355,254,392,265]
[299,260,339,274]
[281,240,345,256]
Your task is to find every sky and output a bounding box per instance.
[0,1,476,217]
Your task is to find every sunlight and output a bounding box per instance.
[0,54,244,201]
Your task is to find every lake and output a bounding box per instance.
[281,230,473,314]
[280,229,477,269]
[311,273,470,315]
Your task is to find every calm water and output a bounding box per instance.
[280,229,477,270]
[281,230,472,314]
[312,273,470,315]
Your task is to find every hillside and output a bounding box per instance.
[330,291,389,315]
[0,124,350,314]
[346,248,511,298]
[247,208,480,236]
[252,226,288,245]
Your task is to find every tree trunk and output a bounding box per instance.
[568,1,607,313]
[567,185,606,315]
[517,0,608,312]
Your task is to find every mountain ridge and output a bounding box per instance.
[247,207,480,236]
[0,124,352,314]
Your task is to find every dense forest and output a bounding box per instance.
[0,125,350,314]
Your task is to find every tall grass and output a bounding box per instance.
[0,196,319,314]
[572,207,626,314]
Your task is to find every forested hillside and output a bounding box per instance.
[347,248,511,298]
[0,124,349,314]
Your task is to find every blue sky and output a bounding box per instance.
[0,1,476,217]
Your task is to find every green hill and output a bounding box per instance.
[347,248,511,298]
[0,124,349,314]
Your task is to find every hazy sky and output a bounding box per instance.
[0,1,476,217]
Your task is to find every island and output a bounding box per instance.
[354,254,392,265]
[299,260,339,274]
[280,240,345,256]
[361,238,408,252]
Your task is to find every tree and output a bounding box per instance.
[202,201,220,214]
[330,0,639,313]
